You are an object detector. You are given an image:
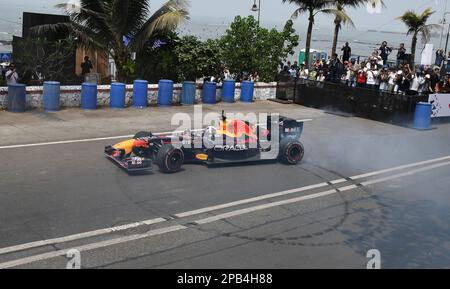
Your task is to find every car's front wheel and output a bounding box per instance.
[278,139,304,165]
[156,144,184,173]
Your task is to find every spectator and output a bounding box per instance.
[365,67,378,90]
[223,67,232,80]
[435,49,445,67]
[379,67,389,92]
[387,68,397,93]
[356,68,367,88]
[446,52,450,74]
[429,66,441,92]
[379,41,392,65]
[251,71,260,82]
[397,43,407,67]
[299,64,309,80]
[289,65,298,78]
[5,63,19,85]
[329,53,342,82]
[81,56,93,76]
[408,69,425,95]
[341,42,352,63]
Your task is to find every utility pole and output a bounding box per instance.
[439,0,448,49]
[251,0,261,27]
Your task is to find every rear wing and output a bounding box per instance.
[267,116,312,140]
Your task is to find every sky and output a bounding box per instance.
[0,0,448,36]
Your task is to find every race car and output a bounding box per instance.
[105,111,307,173]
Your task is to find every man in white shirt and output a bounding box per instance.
[5,63,19,85]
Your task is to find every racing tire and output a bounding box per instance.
[134,131,153,139]
[278,139,304,165]
[156,144,184,173]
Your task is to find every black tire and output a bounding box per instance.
[278,139,304,165]
[156,144,184,173]
[134,131,153,139]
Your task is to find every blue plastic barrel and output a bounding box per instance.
[203,82,217,104]
[158,79,174,106]
[222,80,236,103]
[81,82,98,110]
[413,102,432,130]
[7,84,26,113]
[133,80,148,108]
[240,81,255,103]
[181,81,196,105]
[43,81,60,112]
[110,82,126,109]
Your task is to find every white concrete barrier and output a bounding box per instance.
[0,82,277,109]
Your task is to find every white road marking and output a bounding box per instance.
[2,158,449,268]
[0,225,187,269]
[196,161,450,225]
[176,155,450,218]
[0,218,166,255]
[0,155,449,258]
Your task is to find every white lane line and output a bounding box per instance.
[0,129,204,150]
[351,156,450,180]
[176,155,450,218]
[175,182,333,218]
[0,218,166,255]
[361,161,450,186]
[2,158,450,269]
[195,161,450,225]
[1,155,449,256]
[0,225,187,269]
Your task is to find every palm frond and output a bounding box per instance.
[129,0,189,51]
[322,8,355,28]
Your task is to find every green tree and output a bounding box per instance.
[12,37,78,85]
[397,8,439,66]
[220,16,299,82]
[137,33,222,82]
[136,32,179,83]
[34,0,189,83]
[175,36,222,81]
[282,0,344,67]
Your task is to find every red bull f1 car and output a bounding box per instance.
[105,112,307,173]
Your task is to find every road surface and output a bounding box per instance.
[0,102,449,269]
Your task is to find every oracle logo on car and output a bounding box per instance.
[214,145,247,152]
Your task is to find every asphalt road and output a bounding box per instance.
[0,102,449,269]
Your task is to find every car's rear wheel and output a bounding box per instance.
[278,139,304,165]
[156,144,184,173]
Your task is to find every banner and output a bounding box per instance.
[0,53,12,63]
[429,94,450,118]
[421,44,433,66]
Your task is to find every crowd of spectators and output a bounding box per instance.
[283,41,450,95]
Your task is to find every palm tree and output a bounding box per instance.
[397,8,439,66]
[331,0,384,56]
[34,0,189,82]
[282,0,351,67]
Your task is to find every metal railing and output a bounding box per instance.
[277,77,429,125]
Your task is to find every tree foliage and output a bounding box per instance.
[137,32,221,83]
[12,37,79,85]
[33,0,189,83]
[220,16,299,82]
